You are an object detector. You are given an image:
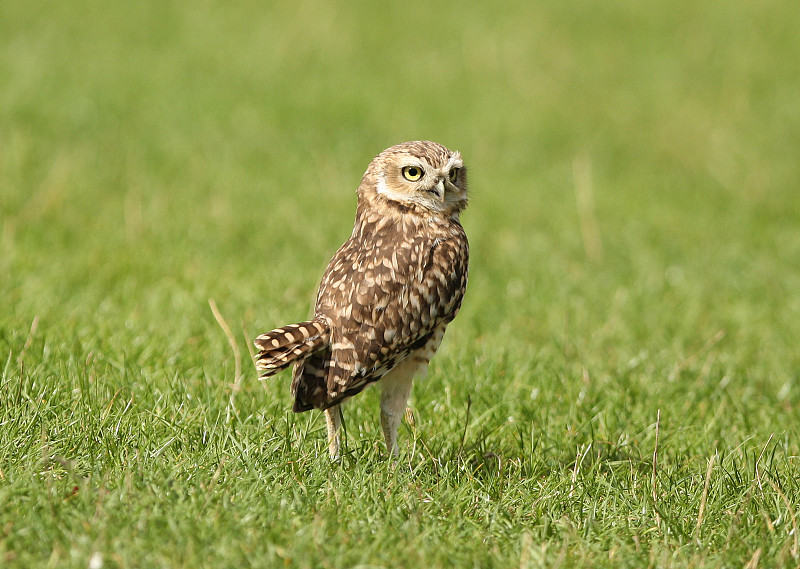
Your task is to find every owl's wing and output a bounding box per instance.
[314,225,468,404]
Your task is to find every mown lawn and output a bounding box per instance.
[2,1,799,567]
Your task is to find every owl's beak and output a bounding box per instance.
[434,179,446,202]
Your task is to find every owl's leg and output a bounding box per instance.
[324,405,342,460]
[380,366,416,456]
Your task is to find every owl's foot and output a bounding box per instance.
[325,405,342,461]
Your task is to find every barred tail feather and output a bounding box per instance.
[254,320,328,377]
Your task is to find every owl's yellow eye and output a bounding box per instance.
[448,168,458,182]
[402,166,423,181]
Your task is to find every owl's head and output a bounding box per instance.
[359,141,468,219]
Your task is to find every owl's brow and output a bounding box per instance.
[402,152,431,164]
[403,150,459,171]
[444,152,463,172]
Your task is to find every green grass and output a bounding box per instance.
[2,0,800,567]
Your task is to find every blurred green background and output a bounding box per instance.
[2,0,799,567]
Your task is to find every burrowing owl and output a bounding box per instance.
[255,141,469,459]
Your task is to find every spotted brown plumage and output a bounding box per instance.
[254,320,328,374]
[254,141,469,459]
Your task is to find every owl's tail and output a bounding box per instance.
[254,320,329,377]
